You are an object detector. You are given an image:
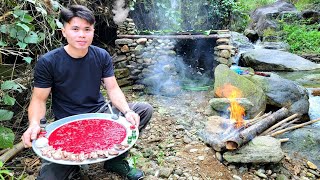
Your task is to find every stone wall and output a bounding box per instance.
[113,18,236,91]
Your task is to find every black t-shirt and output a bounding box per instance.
[34,45,114,120]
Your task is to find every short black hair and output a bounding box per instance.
[60,5,95,25]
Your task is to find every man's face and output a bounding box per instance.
[62,17,94,51]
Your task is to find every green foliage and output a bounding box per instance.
[0,80,26,148]
[0,127,15,149]
[281,22,320,54]
[0,161,14,180]
[0,0,62,64]
[130,0,237,32]
[289,0,320,10]
[0,161,25,180]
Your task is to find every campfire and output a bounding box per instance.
[215,83,245,128]
[200,83,320,153]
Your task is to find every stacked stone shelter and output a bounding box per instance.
[113,18,236,92]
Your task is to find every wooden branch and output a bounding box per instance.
[267,117,300,135]
[117,34,221,39]
[0,141,25,163]
[0,11,12,22]
[279,138,289,143]
[0,148,9,156]
[270,118,320,137]
[246,112,272,126]
[225,107,289,150]
[261,113,300,135]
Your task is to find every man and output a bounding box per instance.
[21,5,152,180]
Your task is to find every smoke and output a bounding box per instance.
[112,0,129,25]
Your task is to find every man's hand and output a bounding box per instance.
[22,123,40,148]
[124,111,140,127]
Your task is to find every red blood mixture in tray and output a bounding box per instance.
[48,119,127,154]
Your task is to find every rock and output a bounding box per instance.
[240,49,320,71]
[307,161,318,170]
[115,38,134,45]
[231,31,255,49]
[215,151,223,162]
[136,38,148,45]
[248,0,299,36]
[114,68,130,79]
[213,64,266,118]
[208,97,254,117]
[159,167,174,178]
[113,55,127,63]
[278,126,320,168]
[223,136,285,163]
[232,175,242,180]
[255,170,268,178]
[247,73,309,116]
[276,174,289,180]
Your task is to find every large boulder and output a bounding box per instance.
[278,126,320,167]
[239,49,320,71]
[247,73,309,116]
[248,0,300,36]
[213,64,266,118]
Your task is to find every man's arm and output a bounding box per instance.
[22,87,51,147]
[102,76,140,126]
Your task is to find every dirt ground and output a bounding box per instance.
[7,90,319,180]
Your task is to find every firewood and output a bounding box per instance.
[261,113,300,135]
[246,112,272,126]
[267,117,300,135]
[0,141,24,163]
[225,107,289,150]
[279,138,289,143]
[270,117,320,137]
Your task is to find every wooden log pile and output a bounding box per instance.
[200,107,320,152]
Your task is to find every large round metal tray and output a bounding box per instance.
[32,113,138,165]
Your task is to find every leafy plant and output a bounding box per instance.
[280,22,320,54]
[0,0,62,64]
[0,161,13,180]
[156,150,165,166]
[0,80,26,148]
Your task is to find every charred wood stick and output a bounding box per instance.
[270,118,320,137]
[261,113,300,135]
[225,107,289,150]
[0,141,24,163]
[267,117,301,135]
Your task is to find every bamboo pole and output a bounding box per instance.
[270,118,320,137]
[261,113,300,135]
[0,141,25,163]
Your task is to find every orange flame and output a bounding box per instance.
[215,83,245,128]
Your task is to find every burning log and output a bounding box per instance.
[225,107,289,150]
